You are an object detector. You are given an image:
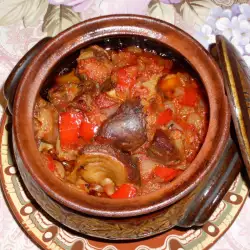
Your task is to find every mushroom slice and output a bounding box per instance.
[98,98,147,152]
[74,144,139,187]
[34,97,59,145]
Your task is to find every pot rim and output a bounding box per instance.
[13,14,230,218]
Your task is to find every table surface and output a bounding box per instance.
[0,0,250,249]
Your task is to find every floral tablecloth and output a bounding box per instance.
[0,0,250,249]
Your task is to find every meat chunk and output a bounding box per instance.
[68,93,94,113]
[147,129,180,164]
[48,83,83,111]
[136,54,165,82]
[77,45,113,89]
[98,98,147,152]
[111,51,137,68]
[77,58,112,84]
[34,97,59,145]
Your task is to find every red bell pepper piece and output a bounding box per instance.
[117,65,138,89]
[157,108,173,126]
[47,155,56,172]
[79,120,96,142]
[180,87,198,107]
[154,166,182,182]
[59,111,83,149]
[111,183,137,199]
[153,165,183,182]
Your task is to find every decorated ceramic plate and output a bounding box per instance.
[0,114,248,250]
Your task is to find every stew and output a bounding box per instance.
[34,45,208,198]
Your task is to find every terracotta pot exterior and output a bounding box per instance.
[10,15,230,221]
[12,131,241,240]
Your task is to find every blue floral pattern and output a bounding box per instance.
[202,3,250,66]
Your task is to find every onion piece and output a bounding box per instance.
[177,72,191,85]
[179,106,195,117]
[187,113,202,130]
[106,89,124,102]
[89,184,104,192]
[38,142,53,152]
[164,101,175,114]
[141,75,161,99]
[54,161,65,179]
[173,86,184,97]
[56,138,78,161]
[139,158,158,176]
[76,154,127,186]
[69,144,140,187]
[101,178,115,196]
[100,104,120,118]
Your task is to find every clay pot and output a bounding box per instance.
[4,15,235,240]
